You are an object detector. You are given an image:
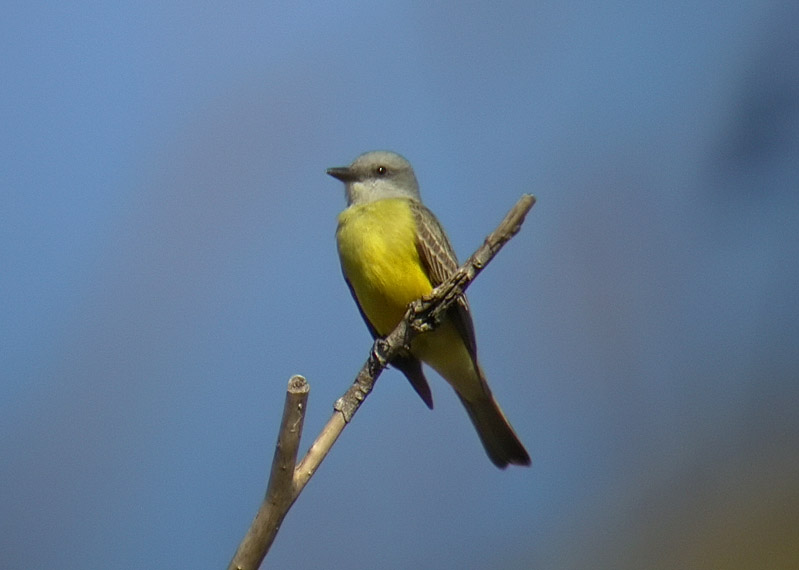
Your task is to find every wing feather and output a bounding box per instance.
[409,201,478,356]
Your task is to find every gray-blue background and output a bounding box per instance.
[3,2,797,568]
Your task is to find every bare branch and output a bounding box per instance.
[227,375,309,570]
[227,194,536,569]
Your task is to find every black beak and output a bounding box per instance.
[326,166,356,182]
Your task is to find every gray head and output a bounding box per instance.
[327,150,421,206]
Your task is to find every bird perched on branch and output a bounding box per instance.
[328,150,530,468]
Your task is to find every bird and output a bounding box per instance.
[328,150,530,468]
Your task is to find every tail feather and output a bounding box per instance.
[458,393,531,469]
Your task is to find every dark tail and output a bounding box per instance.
[458,393,531,469]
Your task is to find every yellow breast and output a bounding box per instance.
[336,198,433,336]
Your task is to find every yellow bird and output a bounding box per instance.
[328,150,530,468]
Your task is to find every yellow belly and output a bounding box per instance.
[337,197,485,400]
[336,198,433,336]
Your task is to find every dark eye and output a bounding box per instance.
[376,165,387,176]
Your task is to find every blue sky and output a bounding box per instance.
[2,2,798,568]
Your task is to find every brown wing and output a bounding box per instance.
[409,200,478,356]
[342,273,433,408]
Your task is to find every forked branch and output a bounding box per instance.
[227,194,536,570]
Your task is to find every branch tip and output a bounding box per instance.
[287,375,309,394]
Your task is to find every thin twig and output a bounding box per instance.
[227,194,536,569]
